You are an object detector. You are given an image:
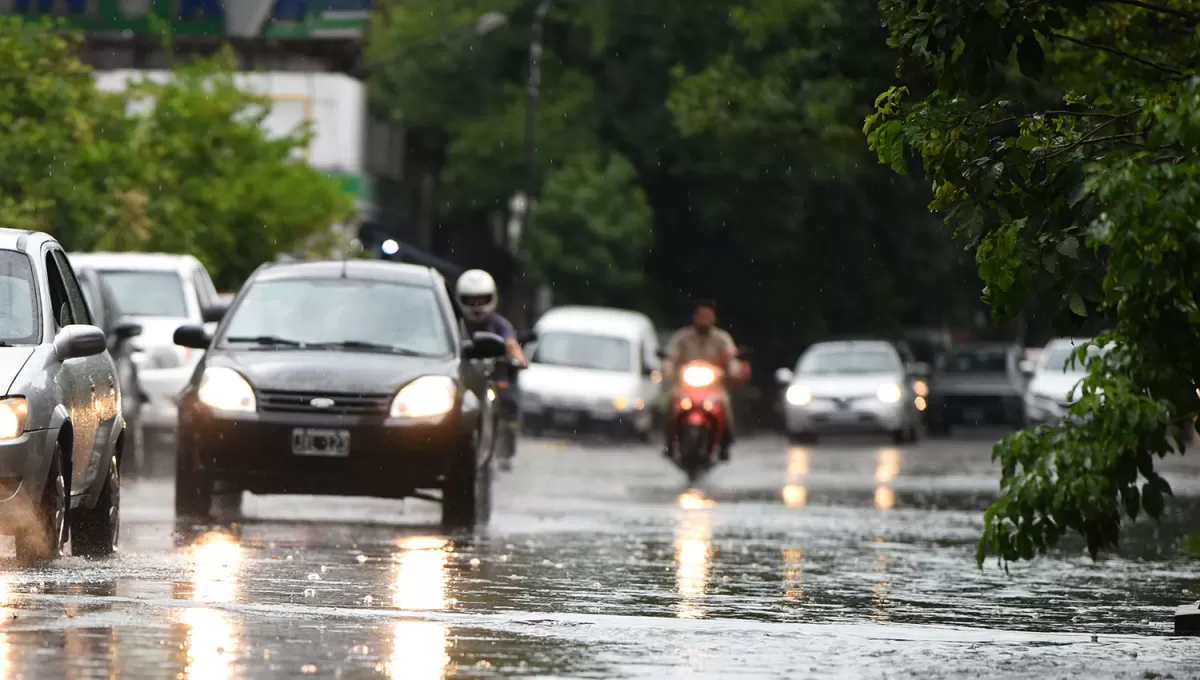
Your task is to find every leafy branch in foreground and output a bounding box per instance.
[867,0,1200,565]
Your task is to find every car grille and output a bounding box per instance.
[258,390,391,416]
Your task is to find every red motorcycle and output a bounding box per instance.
[667,349,751,482]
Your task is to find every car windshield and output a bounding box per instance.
[99,270,188,318]
[798,348,899,374]
[1041,343,1103,374]
[0,251,38,345]
[533,332,632,372]
[939,348,1010,374]
[219,278,452,356]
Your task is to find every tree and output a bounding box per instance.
[0,20,352,289]
[866,0,1200,565]
[368,0,970,375]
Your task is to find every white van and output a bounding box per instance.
[520,306,661,441]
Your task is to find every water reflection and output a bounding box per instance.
[673,499,713,619]
[783,447,808,507]
[782,547,805,601]
[870,538,893,622]
[182,532,242,680]
[677,489,714,510]
[389,537,451,679]
[874,447,900,510]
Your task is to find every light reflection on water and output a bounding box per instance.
[389,536,451,678]
[182,532,242,680]
[783,447,809,507]
[782,547,805,601]
[874,447,901,510]
[674,491,714,619]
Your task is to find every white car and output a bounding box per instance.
[1021,337,1103,426]
[776,340,923,444]
[67,253,225,468]
[519,306,661,441]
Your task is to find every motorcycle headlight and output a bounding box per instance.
[876,383,903,403]
[682,365,716,388]
[390,376,457,419]
[786,385,812,406]
[197,367,257,413]
[0,398,29,441]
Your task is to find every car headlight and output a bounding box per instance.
[613,395,630,410]
[912,380,929,397]
[876,383,903,403]
[786,385,812,406]
[197,367,257,413]
[682,365,716,388]
[0,398,29,441]
[390,376,457,419]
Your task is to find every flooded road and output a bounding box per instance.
[1,434,1198,678]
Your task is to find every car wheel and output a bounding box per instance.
[442,434,492,529]
[15,442,67,565]
[71,453,120,558]
[175,445,213,521]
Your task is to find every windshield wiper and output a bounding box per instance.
[224,335,305,347]
[311,340,429,356]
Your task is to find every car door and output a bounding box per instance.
[44,249,104,493]
[54,250,118,492]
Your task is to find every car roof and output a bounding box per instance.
[805,340,897,353]
[536,306,652,334]
[0,228,56,252]
[250,259,438,287]
[68,252,201,272]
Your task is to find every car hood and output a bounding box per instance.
[522,364,641,399]
[212,350,457,394]
[790,372,905,398]
[0,347,36,394]
[1028,372,1087,402]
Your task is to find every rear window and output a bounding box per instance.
[98,270,189,318]
[938,348,1011,373]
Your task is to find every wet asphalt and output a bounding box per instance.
[0,432,1199,679]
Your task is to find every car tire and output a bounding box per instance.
[15,442,68,565]
[442,435,492,529]
[71,453,120,558]
[175,446,213,521]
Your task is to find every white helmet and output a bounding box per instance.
[455,269,498,323]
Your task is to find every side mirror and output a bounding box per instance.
[174,324,212,350]
[463,331,506,360]
[201,301,230,324]
[54,325,108,360]
[1019,359,1035,376]
[518,329,538,344]
[114,320,142,341]
[774,367,795,384]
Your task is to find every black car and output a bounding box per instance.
[926,343,1027,434]
[171,259,508,528]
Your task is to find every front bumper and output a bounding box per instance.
[0,428,57,511]
[785,398,910,434]
[179,405,468,497]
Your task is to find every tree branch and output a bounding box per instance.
[1042,132,1144,160]
[1048,32,1185,76]
[1099,0,1200,22]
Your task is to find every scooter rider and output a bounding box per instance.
[663,299,742,462]
[454,269,527,447]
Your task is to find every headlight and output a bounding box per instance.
[786,385,812,406]
[197,367,256,413]
[613,395,630,410]
[682,365,716,388]
[913,380,929,397]
[390,376,457,419]
[0,398,28,440]
[876,383,902,403]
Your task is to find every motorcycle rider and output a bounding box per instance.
[454,270,527,464]
[662,299,742,462]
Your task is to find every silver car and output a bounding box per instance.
[775,340,923,444]
[0,230,126,562]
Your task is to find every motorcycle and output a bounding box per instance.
[485,355,523,471]
[667,348,751,483]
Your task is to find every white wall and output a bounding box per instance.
[94,69,364,176]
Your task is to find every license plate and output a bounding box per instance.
[962,408,984,423]
[552,409,579,426]
[292,428,350,457]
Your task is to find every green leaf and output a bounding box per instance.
[1056,236,1079,259]
[1016,34,1045,79]
[1068,292,1087,317]
[1142,482,1165,518]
